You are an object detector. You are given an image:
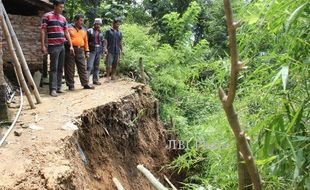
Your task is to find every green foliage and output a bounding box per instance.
[125,4,152,25]
[65,0,309,189]
[163,1,201,46]
[118,23,159,79]
[64,0,85,22]
[194,0,228,56]
[98,1,130,23]
[235,0,310,189]
[120,0,309,189]
[65,0,135,25]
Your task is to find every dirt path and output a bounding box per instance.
[0,78,142,188]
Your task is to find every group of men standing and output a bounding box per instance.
[40,0,123,97]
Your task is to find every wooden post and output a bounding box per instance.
[219,0,262,189]
[1,3,42,104]
[139,57,146,84]
[0,7,35,109]
[170,115,174,129]
[155,100,159,122]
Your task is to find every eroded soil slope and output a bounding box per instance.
[0,79,179,190]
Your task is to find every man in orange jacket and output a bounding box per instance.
[65,14,94,90]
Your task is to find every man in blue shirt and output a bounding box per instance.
[104,17,123,80]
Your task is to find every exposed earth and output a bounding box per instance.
[0,78,180,190]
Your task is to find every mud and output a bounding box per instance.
[0,82,181,190]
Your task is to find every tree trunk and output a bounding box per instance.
[219,0,263,189]
[238,144,253,190]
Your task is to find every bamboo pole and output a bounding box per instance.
[0,2,42,104]
[219,0,262,189]
[112,177,125,190]
[163,175,177,190]
[137,165,168,190]
[0,7,35,109]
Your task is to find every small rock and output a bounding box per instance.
[31,136,37,140]
[61,122,78,131]
[14,130,22,137]
[21,123,29,129]
[8,104,20,108]
[93,174,101,180]
[29,124,43,130]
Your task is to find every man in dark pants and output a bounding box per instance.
[65,14,94,90]
[87,18,104,85]
[40,0,74,97]
[104,17,123,80]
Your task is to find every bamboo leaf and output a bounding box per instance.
[293,150,305,180]
[306,177,310,189]
[285,3,308,32]
[245,14,259,25]
[296,150,305,169]
[292,136,310,142]
[265,68,282,95]
[286,100,305,134]
[263,128,272,157]
[256,156,277,166]
[281,66,289,90]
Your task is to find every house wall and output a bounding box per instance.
[2,14,43,72]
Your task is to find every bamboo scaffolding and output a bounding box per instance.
[0,2,41,104]
[0,5,35,109]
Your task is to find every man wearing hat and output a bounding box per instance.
[40,0,74,97]
[87,18,105,85]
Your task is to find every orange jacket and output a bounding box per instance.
[68,24,89,51]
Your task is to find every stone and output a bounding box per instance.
[13,130,22,137]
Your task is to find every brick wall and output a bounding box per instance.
[2,14,43,71]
